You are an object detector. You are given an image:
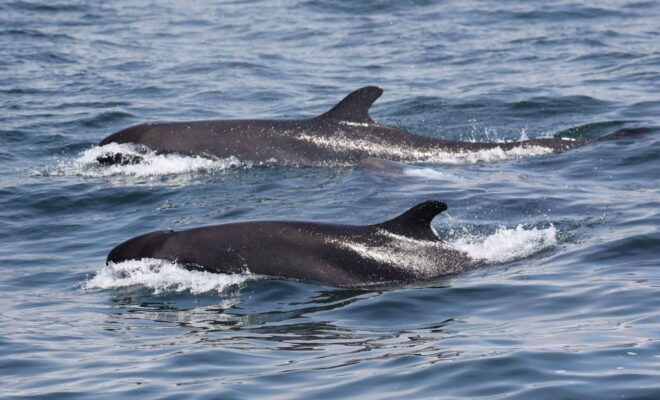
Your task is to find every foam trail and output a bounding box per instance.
[44,143,249,178]
[84,259,251,294]
[450,225,558,263]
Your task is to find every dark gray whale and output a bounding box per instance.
[97,86,603,166]
[106,201,474,287]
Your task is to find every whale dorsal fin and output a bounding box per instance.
[377,201,447,241]
[317,86,383,124]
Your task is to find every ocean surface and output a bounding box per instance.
[1,1,659,398]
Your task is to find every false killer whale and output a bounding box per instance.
[106,201,474,287]
[97,86,602,166]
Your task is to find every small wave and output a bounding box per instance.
[450,225,558,264]
[84,259,251,294]
[43,143,249,178]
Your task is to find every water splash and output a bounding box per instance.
[449,225,558,263]
[42,143,250,178]
[84,258,252,294]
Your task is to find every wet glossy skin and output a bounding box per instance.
[98,86,589,166]
[107,201,473,287]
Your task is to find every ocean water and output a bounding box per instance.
[1,0,659,398]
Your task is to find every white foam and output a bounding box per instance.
[449,225,558,264]
[84,258,251,294]
[43,143,249,178]
[404,167,451,180]
[296,133,552,164]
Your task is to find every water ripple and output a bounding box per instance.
[1,0,659,398]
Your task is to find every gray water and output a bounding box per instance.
[1,1,659,398]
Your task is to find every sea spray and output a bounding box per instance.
[450,225,558,263]
[84,258,251,294]
[43,143,249,178]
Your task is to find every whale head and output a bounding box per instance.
[106,230,173,264]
